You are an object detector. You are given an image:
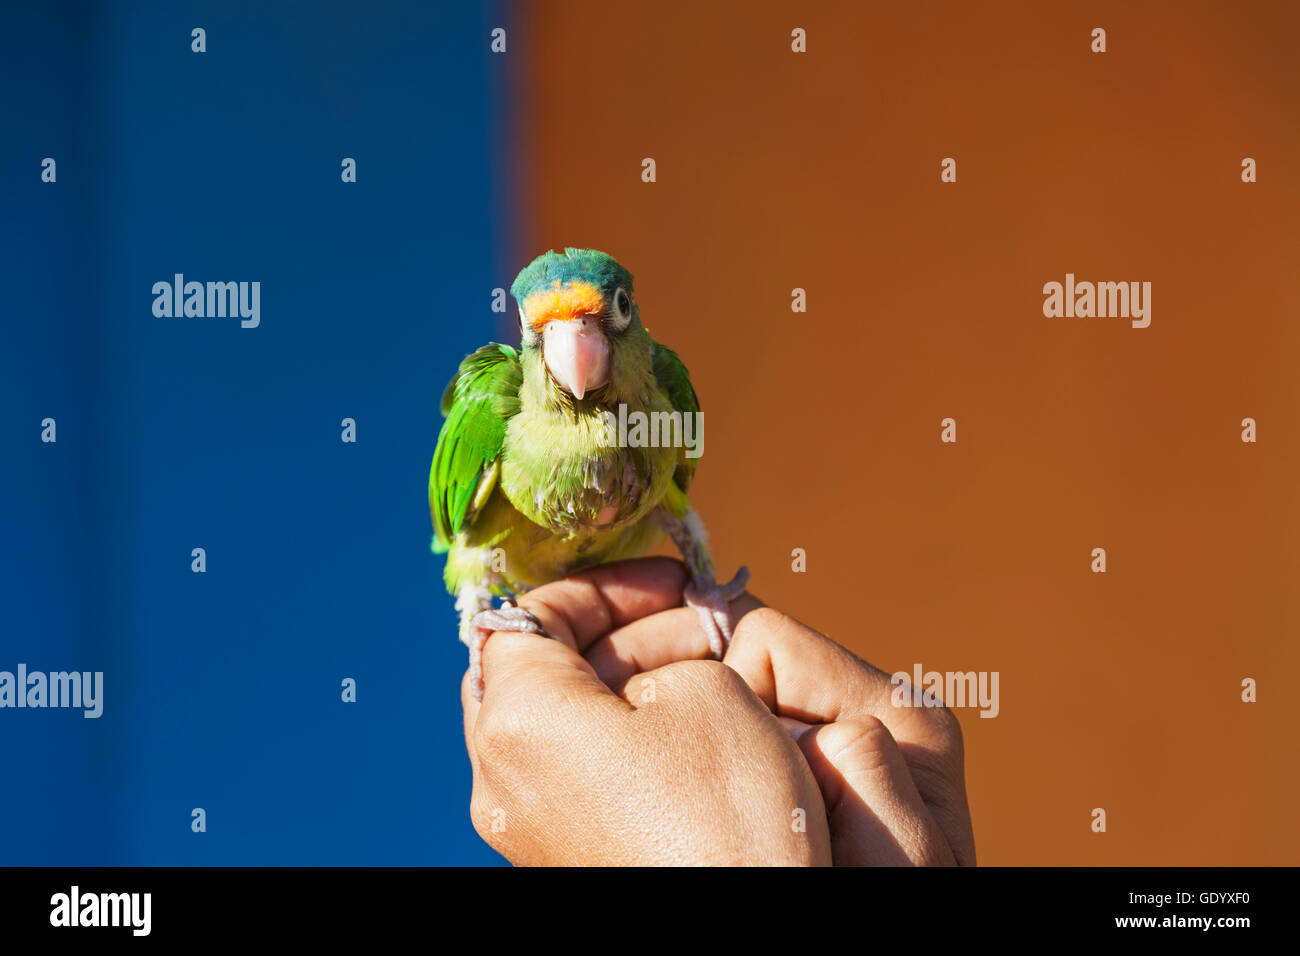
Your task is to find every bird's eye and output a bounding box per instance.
[610,288,633,331]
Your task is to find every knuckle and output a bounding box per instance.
[664,657,743,691]
[845,713,891,742]
[895,686,964,750]
[923,700,964,748]
[472,699,538,767]
[693,657,734,683]
[731,606,790,646]
[468,787,496,841]
[816,716,897,772]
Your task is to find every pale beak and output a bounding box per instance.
[543,315,611,400]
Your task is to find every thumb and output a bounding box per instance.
[794,716,955,866]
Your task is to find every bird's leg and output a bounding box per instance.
[655,495,749,659]
[684,566,750,659]
[456,584,494,647]
[456,584,492,698]
[461,591,551,701]
[467,602,549,702]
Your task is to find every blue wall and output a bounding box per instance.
[0,0,509,865]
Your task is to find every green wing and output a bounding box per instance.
[429,344,522,551]
[650,341,701,492]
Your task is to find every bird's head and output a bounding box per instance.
[510,248,642,401]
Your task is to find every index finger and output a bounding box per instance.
[513,556,694,654]
[723,607,963,757]
[462,556,697,753]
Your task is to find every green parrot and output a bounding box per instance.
[429,248,747,699]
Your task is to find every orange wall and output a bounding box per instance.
[508,0,1300,864]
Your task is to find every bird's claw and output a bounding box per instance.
[685,566,750,659]
[467,601,550,701]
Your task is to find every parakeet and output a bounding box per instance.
[429,248,748,699]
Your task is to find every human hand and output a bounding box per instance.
[599,595,977,865]
[460,557,832,866]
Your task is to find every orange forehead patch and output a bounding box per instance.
[521,280,606,331]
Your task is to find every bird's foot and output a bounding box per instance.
[467,601,550,701]
[685,566,750,659]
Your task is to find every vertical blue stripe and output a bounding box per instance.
[1,0,509,865]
